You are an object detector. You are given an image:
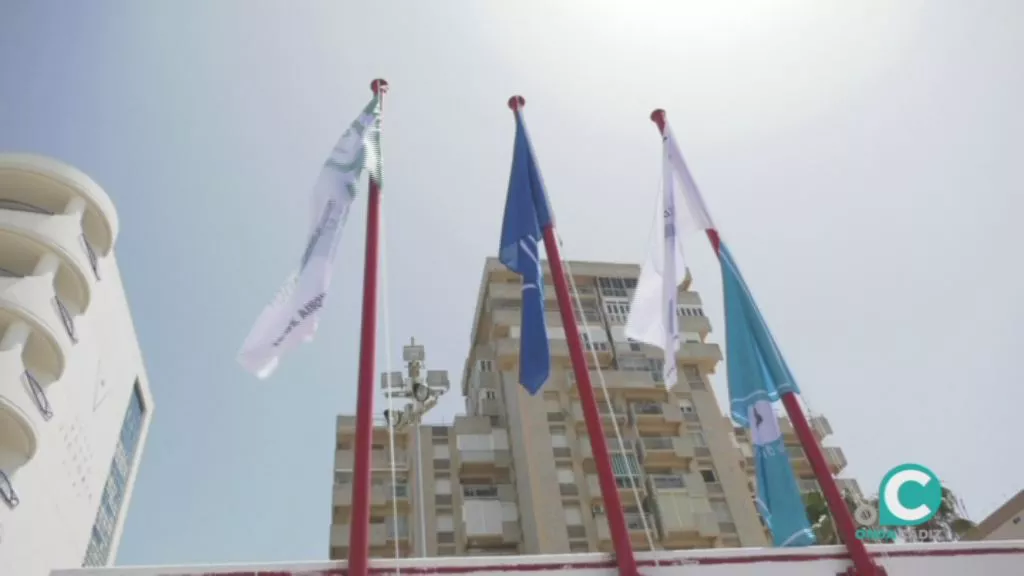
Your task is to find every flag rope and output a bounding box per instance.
[380,204,404,569]
[557,233,660,561]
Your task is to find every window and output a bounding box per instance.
[556,467,576,484]
[679,399,695,413]
[597,277,637,298]
[604,301,631,324]
[678,305,705,317]
[478,360,493,372]
[610,453,641,477]
[433,445,450,459]
[482,389,497,400]
[564,506,584,526]
[437,514,454,532]
[711,501,733,523]
[435,478,452,495]
[700,468,718,483]
[83,381,146,567]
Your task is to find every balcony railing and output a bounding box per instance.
[638,437,674,450]
[624,513,653,531]
[631,402,664,416]
[0,199,53,215]
[54,296,77,343]
[649,474,686,490]
[24,370,52,420]
[460,450,498,463]
[463,485,499,499]
[615,475,643,490]
[0,470,18,508]
[81,234,100,279]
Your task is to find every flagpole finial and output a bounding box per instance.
[507,96,526,111]
[371,79,389,95]
[650,109,667,133]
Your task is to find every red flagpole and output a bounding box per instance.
[509,96,641,576]
[649,109,885,576]
[348,78,389,576]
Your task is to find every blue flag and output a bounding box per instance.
[720,242,815,547]
[498,110,553,395]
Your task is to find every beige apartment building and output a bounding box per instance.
[329,258,858,559]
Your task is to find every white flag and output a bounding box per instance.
[625,122,714,387]
[237,95,382,378]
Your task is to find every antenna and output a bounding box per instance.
[380,337,449,557]
[381,338,450,429]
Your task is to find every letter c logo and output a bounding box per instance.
[878,464,942,527]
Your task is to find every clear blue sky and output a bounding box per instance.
[2,0,1021,567]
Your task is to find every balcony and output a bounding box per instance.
[657,506,721,547]
[676,341,723,369]
[335,449,408,471]
[329,522,408,551]
[0,359,40,472]
[333,482,409,510]
[786,445,847,477]
[680,314,713,335]
[0,196,98,313]
[571,402,628,431]
[458,449,512,474]
[647,474,688,491]
[487,281,597,304]
[635,437,695,467]
[777,414,834,442]
[562,370,661,399]
[596,513,657,550]
[0,258,78,380]
[628,401,683,434]
[579,435,634,461]
[462,495,520,547]
[587,474,645,502]
[824,447,847,473]
[0,154,119,255]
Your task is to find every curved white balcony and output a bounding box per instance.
[0,154,119,257]
[0,201,95,311]
[0,324,50,475]
[0,265,72,381]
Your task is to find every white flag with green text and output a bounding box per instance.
[237,95,382,379]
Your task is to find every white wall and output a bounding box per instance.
[47,541,1024,576]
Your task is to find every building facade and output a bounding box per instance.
[0,155,154,575]
[965,490,1024,542]
[330,257,855,558]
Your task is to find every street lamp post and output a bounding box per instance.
[381,338,450,557]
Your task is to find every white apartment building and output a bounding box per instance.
[0,154,154,576]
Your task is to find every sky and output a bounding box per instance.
[1,0,1022,567]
